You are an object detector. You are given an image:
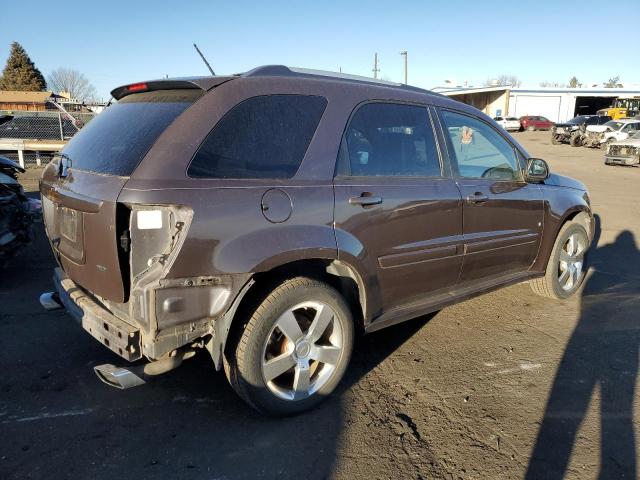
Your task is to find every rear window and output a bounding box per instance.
[188,95,327,179]
[61,89,201,176]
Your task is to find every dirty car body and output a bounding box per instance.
[40,66,594,414]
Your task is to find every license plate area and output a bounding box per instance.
[55,204,85,264]
[60,207,78,242]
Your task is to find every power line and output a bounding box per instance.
[372,52,380,79]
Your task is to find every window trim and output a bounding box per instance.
[333,100,447,180]
[434,107,528,182]
[186,93,328,180]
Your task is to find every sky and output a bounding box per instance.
[1,0,639,100]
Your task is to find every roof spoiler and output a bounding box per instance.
[110,76,235,100]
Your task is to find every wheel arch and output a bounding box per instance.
[207,257,368,370]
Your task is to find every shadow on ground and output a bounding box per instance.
[527,217,640,478]
[0,221,435,479]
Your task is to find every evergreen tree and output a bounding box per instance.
[0,42,46,91]
[568,76,580,88]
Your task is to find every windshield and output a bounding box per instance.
[506,117,519,121]
[61,89,201,176]
[604,121,624,130]
[567,116,589,124]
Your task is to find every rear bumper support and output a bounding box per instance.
[53,267,142,361]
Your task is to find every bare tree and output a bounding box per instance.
[604,76,621,88]
[483,74,521,88]
[539,81,566,87]
[47,68,97,101]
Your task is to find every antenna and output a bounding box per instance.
[193,43,216,76]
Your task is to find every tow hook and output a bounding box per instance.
[39,291,63,311]
[93,350,196,389]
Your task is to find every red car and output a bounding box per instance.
[520,115,554,131]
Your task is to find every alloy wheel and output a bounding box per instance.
[261,301,344,401]
[558,232,586,291]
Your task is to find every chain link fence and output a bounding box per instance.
[0,110,96,167]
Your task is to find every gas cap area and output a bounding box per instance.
[261,188,293,223]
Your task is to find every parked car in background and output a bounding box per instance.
[520,115,554,131]
[493,116,521,131]
[551,115,612,145]
[582,119,640,149]
[605,131,640,166]
[0,115,76,140]
[39,66,593,415]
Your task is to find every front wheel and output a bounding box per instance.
[528,125,536,132]
[569,134,582,147]
[224,277,354,415]
[530,221,590,300]
[551,134,562,145]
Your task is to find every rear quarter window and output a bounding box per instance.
[61,89,201,176]
[188,95,327,179]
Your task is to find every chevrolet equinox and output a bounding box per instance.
[40,66,593,415]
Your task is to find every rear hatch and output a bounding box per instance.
[41,87,204,302]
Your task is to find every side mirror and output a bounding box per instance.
[525,158,549,182]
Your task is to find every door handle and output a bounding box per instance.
[349,193,383,206]
[466,192,489,204]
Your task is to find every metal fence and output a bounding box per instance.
[0,110,96,167]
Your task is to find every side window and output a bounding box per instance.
[440,110,522,181]
[337,103,441,177]
[188,95,327,179]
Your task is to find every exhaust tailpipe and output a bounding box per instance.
[93,350,195,389]
[94,364,146,389]
[40,292,63,311]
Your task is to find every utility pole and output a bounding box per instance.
[193,43,215,76]
[400,51,408,84]
[372,52,380,79]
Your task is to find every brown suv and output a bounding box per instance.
[40,66,593,415]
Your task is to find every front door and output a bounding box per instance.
[437,109,544,284]
[333,102,463,320]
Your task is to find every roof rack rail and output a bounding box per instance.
[242,65,441,96]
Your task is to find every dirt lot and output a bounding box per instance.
[1,131,639,479]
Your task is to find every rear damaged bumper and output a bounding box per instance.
[53,267,142,361]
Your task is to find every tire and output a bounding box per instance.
[527,125,536,132]
[530,221,590,300]
[224,277,354,416]
[551,134,562,145]
[569,134,582,147]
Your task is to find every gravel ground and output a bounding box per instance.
[1,131,639,479]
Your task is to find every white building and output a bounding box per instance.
[433,86,640,123]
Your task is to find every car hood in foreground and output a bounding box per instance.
[544,173,587,191]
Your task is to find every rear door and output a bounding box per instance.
[334,102,463,317]
[436,108,543,284]
[40,88,202,302]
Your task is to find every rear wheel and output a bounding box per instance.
[531,221,590,300]
[224,277,354,415]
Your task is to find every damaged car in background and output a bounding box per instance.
[0,155,40,266]
[551,115,611,146]
[578,119,640,149]
[605,130,640,166]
